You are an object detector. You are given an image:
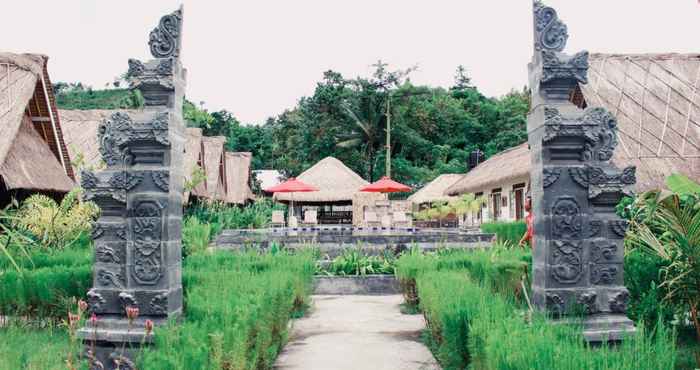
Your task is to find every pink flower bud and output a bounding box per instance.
[90,313,98,326]
[78,300,88,313]
[125,306,140,321]
[145,319,154,335]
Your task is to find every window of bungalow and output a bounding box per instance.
[512,183,526,221]
[491,188,502,221]
[475,192,483,222]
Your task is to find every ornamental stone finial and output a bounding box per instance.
[533,1,568,52]
[148,6,183,59]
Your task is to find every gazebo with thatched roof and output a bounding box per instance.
[274,156,368,224]
[0,52,74,204]
[407,174,463,208]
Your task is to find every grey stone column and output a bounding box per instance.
[78,7,186,368]
[527,1,636,341]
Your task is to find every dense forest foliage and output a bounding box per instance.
[55,63,529,187]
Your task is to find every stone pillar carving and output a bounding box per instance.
[78,7,186,368]
[527,1,635,341]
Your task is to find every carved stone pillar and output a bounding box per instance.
[528,1,635,341]
[78,7,186,368]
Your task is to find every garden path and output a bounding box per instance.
[274,295,440,370]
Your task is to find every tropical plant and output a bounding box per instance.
[14,189,99,250]
[625,189,700,358]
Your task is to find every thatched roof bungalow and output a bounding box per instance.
[183,127,207,200]
[0,53,74,203]
[224,152,255,204]
[408,174,464,206]
[199,136,227,201]
[447,53,700,225]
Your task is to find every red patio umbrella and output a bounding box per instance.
[360,176,411,193]
[264,178,319,219]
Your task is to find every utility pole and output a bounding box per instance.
[385,94,391,178]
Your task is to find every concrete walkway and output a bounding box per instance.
[274,295,440,370]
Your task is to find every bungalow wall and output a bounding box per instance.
[463,176,529,226]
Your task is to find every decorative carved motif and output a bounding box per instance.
[533,1,568,52]
[610,220,629,238]
[91,223,104,240]
[541,50,588,84]
[86,350,104,370]
[546,293,565,316]
[118,292,138,309]
[569,167,589,188]
[609,291,629,313]
[131,201,164,285]
[127,59,145,78]
[551,240,583,284]
[110,352,136,370]
[86,289,105,313]
[588,166,636,200]
[542,167,561,188]
[96,244,121,264]
[110,171,143,190]
[98,112,170,166]
[150,293,168,315]
[97,269,124,288]
[81,171,99,189]
[148,8,182,58]
[587,219,602,238]
[543,107,618,162]
[590,240,617,263]
[152,171,170,192]
[577,292,598,314]
[552,197,582,239]
[590,264,618,285]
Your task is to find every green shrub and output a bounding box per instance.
[624,249,675,327]
[318,248,396,276]
[185,199,284,236]
[182,216,213,257]
[480,221,526,245]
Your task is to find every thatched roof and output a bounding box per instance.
[448,54,700,195]
[408,174,463,204]
[184,127,207,199]
[0,52,73,192]
[274,156,368,203]
[201,136,227,201]
[224,152,255,204]
[446,143,530,195]
[581,53,700,190]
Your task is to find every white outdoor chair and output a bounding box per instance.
[380,214,392,228]
[288,215,299,228]
[303,210,318,226]
[364,211,381,227]
[270,210,285,228]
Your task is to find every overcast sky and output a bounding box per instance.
[3,1,698,124]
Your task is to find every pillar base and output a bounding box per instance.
[552,313,636,343]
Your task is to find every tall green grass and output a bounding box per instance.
[138,250,315,369]
[480,221,527,245]
[399,247,679,370]
[0,324,78,370]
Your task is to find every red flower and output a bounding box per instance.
[90,313,98,326]
[68,312,80,328]
[145,319,154,335]
[125,306,140,321]
[78,300,88,313]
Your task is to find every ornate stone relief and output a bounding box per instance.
[551,197,582,239]
[550,240,583,284]
[533,1,568,52]
[543,107,619,162]
[148,8,182,58]
[541,50,588,84]
[543,167,561,188]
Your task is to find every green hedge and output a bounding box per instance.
[400,250,678,370]
[480,221,527,245]
[0,265,92,318]
[138,250,315,369]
